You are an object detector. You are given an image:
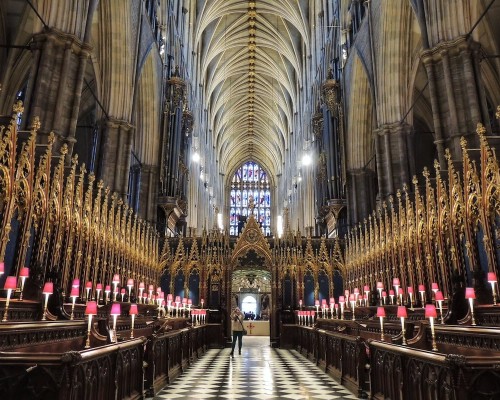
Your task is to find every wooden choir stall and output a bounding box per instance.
[280,117,500,400]
[0,107,220,399]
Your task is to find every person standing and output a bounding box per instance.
[230,307,245,357]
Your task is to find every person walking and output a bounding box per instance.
[230,307,245,357]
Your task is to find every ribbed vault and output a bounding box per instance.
[195,0,308,181]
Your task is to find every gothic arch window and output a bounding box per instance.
[229,161,271,236]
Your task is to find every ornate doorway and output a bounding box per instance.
[228,211,275,341]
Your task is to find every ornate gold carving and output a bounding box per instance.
[0,106,161,299]
[321,70,340,115]
[344,105,500,301]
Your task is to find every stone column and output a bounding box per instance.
[25,29,91,154]
[421,36,486,162]
[98,118,135,200]
[373,122,412,199]
[138,164,159,223]
[347,168,377,225]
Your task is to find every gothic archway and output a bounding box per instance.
[228,211,276,341]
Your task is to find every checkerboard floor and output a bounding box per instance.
[153,337,360,399]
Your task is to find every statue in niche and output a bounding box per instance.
[260,294,270,320]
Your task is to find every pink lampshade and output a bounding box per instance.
[329,297,335,305]
[85,281,92,289]
[96,283,103,290]
[167,293,173,301]
[139,282,145,289]
[418,284,425,292]
[19,267,29,278]
[120,288,126,294]
[398,288,404,295]
[363,285,370,292]
[0,261,4,274]
[339,296,345,303]
[393,278,400,286]
[72,279,80,288]
[321,299,327,305]
[435,291,444,301]
[112,274,120,283]
[431,282,439,291]
[4,276,17,290]
[465,287,476,299]
[85,301,97,315]
[397,306,408,318]
[70,287,79,297]
[334,303,339,309]
[182,298,188,305]
[129,304,138,315]
[175,296,181,303]
[315,299,320,306]
[389,290,395,296]
[382,291,387,297]
[425,304,437,318]
[354,288,360,295]
[148,284,154,291]
[110,303,121,316]
[349,294,355,302]
[488,272,497,283]
[187,299,192,305]
[143,293,148,298]
[127,279,134,286]
[156,287,161,293]
[376,281,384,289]
[407,287,414,294]
[344,290,350,297]
[376,307,386,317]
[105,285,111,292]
[310,311,315,317]
[43,282,54,294]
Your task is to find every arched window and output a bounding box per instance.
[229,161,271,236]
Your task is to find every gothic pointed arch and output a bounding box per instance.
[230,213,273,269]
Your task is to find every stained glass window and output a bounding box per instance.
[230,161,271,236]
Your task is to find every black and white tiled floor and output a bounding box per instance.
[153,337,360,400]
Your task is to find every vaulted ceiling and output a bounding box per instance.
[195,0,309,180]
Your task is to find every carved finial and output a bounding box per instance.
[444,148,451,161]
[13,101,24,115]
[396,189,401,200]
[476,122,486,137]
[248,195,255,213]
[460,136,468,150]
[496,105,500,120]
[47,132,56,146]
[88,172,95,184]
[31,116,41,131]
[60,143,68,156]
[412,175,418,186]
[422,167,429,179]
[433,159,440,171]
[97,180,104,190]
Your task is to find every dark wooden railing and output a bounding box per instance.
[0,337,146,400]
[281,318,500,400]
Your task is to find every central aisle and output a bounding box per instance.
[153,337,360,399]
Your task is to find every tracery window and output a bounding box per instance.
[229,161,271,236]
